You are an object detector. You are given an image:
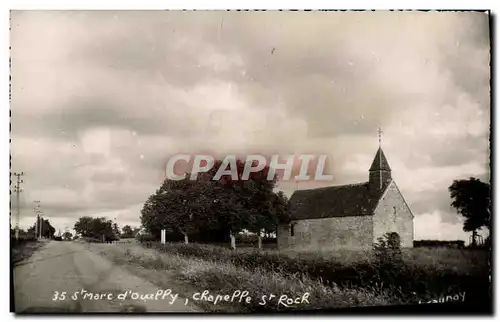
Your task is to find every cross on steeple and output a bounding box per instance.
[378,126,383,147]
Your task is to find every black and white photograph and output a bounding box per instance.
[9,10,492,314]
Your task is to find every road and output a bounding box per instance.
[13,241,200,313]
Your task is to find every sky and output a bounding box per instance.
[10,10,490,241]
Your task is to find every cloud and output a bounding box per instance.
[10,11,490,239]
[414,211,489,242]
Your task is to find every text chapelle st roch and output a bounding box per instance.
[53,289,310,308]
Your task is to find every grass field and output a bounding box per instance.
[11,238,46,264]
[89,242,400,312]
[86,240,490,312]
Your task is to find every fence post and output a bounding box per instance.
[161,229,166,244]
[230,231,236,250]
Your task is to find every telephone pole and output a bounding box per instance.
[38,210,44,239]
[34,200,41,239]
[12,172,25,240]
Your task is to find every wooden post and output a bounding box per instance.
[257,229,263,249]
[230,231,236,250]
[184,234,189,244]
[161,229,166,244]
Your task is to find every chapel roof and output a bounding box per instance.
[288,182,386,221]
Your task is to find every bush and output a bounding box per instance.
[414,240,465,248]
[234,234,276,245]
[11,238,44,263]
[373,233,403,267]
[136,233,157,246]
[11,236,37,246]
[81,237,103,243]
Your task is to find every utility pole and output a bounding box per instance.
[33,200,40,239]
[39,211,44,239]
[33,200,43,239]
[12,172,25,240]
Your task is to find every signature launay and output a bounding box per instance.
[418,292,466,304]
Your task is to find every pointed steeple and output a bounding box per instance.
[369,147,391,172]
[368,129,392,193]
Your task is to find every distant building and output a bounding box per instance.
[277,147,414,250]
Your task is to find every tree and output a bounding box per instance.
[141,178,219,244]
[250,190,289,249]
[73,216,115,241]
[206,159,288,249]
[27,225,35,236]
[140,158,290,249]
[73,216,94,237]
[121,225,135,238]
[41,219,54,238]
[112,222,120,237]
[449,177,491,246]
[28,218,56,238]
[63,231,73,241]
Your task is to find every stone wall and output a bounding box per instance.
[372,180,414,248]
[277,215,373,251]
